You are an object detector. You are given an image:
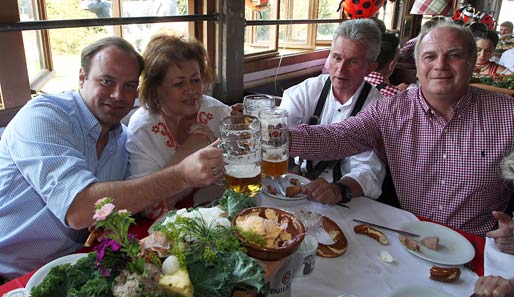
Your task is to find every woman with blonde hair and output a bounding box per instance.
[126,34,230,219]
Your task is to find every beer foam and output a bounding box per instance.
[224,164,261,178]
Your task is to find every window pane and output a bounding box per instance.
[317,0,340,41]
[244,0,277,55]
[45,0,105,20]
[279,0,309,44]
[42,28,110,93]
[18,0,45,82]
[121,0,189,53]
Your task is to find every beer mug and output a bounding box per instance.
[243,94,276,117]
[219,115,262,197]
[259,108,289,177]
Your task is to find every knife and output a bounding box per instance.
[353,219,420,237]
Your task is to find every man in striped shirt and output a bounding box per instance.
[289,22,514,236]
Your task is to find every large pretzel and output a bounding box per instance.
[317,216,348,258]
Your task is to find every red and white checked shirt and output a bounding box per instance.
[290,86,514,236]
[365,72,404,98]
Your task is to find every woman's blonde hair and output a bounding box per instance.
[139,34,213,112]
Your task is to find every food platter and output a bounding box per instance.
[261,173,309,201]
[388,285,455,297]
[25,253,89,294]
[397,221,475,266]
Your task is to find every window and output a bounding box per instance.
[16,0,190,94]
[244,0,342,56]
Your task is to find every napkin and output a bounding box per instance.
[484,237,514,278]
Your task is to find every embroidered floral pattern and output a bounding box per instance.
[151,122,176,148]
[197,111,214,124]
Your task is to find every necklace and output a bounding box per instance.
[474,62,490,73]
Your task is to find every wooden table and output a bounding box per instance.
[471,83,514,97]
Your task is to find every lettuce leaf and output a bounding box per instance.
[219,190,256,220]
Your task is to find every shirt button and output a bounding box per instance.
[337,109,341,112]
[441,180,446,185]
[442,153,447,160]
[443,128,448,134]
[439,204,444,211]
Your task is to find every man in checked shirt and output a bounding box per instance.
[289,22,514,237]
[364,32,407,98]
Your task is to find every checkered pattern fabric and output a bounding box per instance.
[290,86,514,236]
[410,0,453,15]
[365,72,404,98]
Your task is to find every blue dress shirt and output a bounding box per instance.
[0,91,128,279]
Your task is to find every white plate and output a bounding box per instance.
[25,253,89,294]
[397,221,475,265]
[261,173,309,201]
[388,285,454,297]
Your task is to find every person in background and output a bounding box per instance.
[364,32,406,97]
[280,19,385,205]
[126,34,230,219]
[0,37,223,280]
[399,16,447,64]
[287,22,514,236]
[499,47,514,72]
[499,21,513,41]
[473,30,509,77]
[473,151,514,297]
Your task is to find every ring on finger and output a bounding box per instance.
[211,167,219,176]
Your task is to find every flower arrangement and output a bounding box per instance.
[93,197,152,277]
[32,191,265,297]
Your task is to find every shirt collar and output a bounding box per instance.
[416,86,474,117]
[333,80,366,107]
[73,92,123,139]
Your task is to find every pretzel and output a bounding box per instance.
[429,266,461,282]
[354,224,389,245]
[317,216,348,257]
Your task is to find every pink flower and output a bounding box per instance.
[93,203,115,221]
[94,197,109,207]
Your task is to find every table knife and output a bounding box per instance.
[353,219,420,237]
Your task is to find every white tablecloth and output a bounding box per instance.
[255,196,478,297]
[484,237,514,279]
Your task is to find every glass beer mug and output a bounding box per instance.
[259,108,289,178]
[243,94,276,118]
[219,115,262,197]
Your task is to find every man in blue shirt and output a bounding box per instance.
[0,37,223,279]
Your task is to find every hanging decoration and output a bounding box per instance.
[336,0,394,19]
[245,0,270,12]
[452,4,496,31]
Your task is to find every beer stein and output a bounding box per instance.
[243,94,276,118]
[259,108,289,178]
[219,115,262,197]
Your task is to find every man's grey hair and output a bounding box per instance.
[332,19,382,61]
[414,22,477,64]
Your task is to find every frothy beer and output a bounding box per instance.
[224,164,262,197]
[262,148,288,177]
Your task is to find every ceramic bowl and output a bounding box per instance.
[232,207,306,261]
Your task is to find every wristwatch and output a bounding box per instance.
[333,182,352,203]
